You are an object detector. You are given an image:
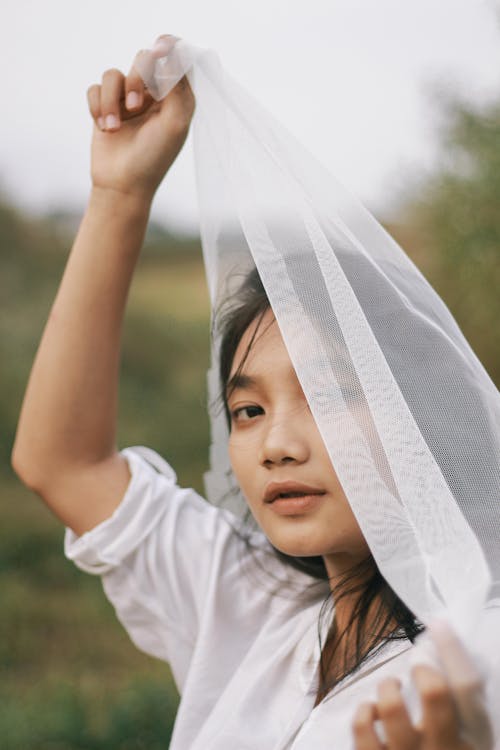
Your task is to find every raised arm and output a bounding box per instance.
[12,37,195,536]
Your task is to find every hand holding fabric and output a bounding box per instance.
[87,35,195,202]
[352,622,493,750]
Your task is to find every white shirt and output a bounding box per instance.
[65,446,415,749]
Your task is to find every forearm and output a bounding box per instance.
[13,188,151,498]
[13,41,194,534]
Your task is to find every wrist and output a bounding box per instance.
[89,185,154,220]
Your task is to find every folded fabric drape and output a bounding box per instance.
[135,37,500,743]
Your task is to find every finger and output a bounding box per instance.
[352,702,385,750]
[166,73,195,111]
[87,84,104,130]
[377,678,419,750]
[100,68,125,131]
[429,621,482,690]
[413,665,460,745]
[151,33,179,58]
[125,61,150,112]
[429,622,492,750]
[157,74,195,134]
[131,35,179,92]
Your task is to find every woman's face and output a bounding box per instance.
[227,309,370,577]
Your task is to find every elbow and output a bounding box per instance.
[11,439,46,495]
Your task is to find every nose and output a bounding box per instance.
[259,412,310,468]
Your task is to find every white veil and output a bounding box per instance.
[135,37,500,743]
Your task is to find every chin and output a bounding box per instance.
[266,531,329,559]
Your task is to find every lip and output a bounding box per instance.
[263,480,326,504]
[266,494,326,516]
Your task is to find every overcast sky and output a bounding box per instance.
[2,0,499,232]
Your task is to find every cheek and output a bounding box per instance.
[228,440,262,513]
[228,439,251,492]
[228,423,262,464]
[331,504,370,552]
[228,441,238,478]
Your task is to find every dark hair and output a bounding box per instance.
[216,266,423,698]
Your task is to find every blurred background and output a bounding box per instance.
[1,1,499,747]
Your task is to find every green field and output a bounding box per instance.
[1,206,211,748]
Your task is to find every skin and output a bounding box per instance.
[227,310,370,581]
[12,35,492,750]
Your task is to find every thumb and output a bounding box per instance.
[133,35,190,103]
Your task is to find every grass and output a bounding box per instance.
[129,258,210,323]
[0,477,181,749]
[1,240,211,748]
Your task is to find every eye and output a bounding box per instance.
[230,405,264,423]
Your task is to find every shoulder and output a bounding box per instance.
[64,445,237,574]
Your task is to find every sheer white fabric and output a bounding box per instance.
[135,38,500,743]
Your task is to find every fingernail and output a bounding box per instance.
[152,41,166,54]
[105,114,119,130]
[152,37,175,55]
[126,91,140,110]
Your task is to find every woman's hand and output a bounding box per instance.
[87,35,195,202]
[351,624,493,750]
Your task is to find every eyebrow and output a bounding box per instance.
[226,372,259,396]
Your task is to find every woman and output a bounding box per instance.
[12,37,492,749]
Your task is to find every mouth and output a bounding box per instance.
[264,481,326,504]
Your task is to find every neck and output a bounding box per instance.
[314,555,419,705]
[316,556,400,699]
[323,553,374,616]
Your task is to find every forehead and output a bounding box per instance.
[230,309,295,381]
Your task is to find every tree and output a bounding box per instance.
[404,93,500,385]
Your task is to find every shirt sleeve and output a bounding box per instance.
[64,446,242,686]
